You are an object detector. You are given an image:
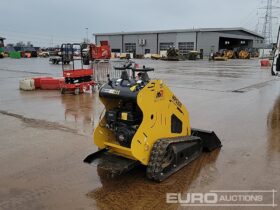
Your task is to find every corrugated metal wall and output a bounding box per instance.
[96,30,263,56]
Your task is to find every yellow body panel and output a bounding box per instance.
[93,80,191,165]
[224,50,234,59]
[239,50,250,59]
[131,80,191,165]
[105,142,134,159]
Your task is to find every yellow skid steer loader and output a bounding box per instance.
[84,63,222,182]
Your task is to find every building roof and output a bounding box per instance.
[0,37,5,40]
[94,27,264,39]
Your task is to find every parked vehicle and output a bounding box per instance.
[49,51,71,64]
[38,51,49,57]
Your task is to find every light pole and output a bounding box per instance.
[85,28,89,43]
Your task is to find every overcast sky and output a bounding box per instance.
[0,0,279,47]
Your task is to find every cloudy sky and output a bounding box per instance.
[0,0,279,47]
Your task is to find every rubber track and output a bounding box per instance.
[146,136,200,182]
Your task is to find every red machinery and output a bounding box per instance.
[60,43,95,95]
[89,41,111,60]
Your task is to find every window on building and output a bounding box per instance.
[145,49,150,54]
[241,40,246,45]
[225,41,230,45]
[159,42,174,51]
[124,43,136,53]
[111,49,121,53]
[178,42,195,55]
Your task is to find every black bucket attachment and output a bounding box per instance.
[191,128,222,152]
[84,148,139,175]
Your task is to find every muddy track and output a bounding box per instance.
[0,110,79,134]
[232,79,277,93]
[0,68,51,75]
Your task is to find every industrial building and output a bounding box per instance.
[95,28,264,56]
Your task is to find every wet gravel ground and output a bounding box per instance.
[0,58,279,210]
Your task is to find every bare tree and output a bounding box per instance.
[16,41,25,47]
[26,41,33,47]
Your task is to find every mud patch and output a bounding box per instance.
[232,79,276,93]
[0,68,51,75]
[0,110,78,134]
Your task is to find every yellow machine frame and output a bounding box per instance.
[94,80,191,165]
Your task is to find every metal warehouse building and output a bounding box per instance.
[94,27,264,56]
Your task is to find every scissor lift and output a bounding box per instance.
[60,43,95,95]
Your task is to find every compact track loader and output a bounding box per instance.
[84,63,222,182]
